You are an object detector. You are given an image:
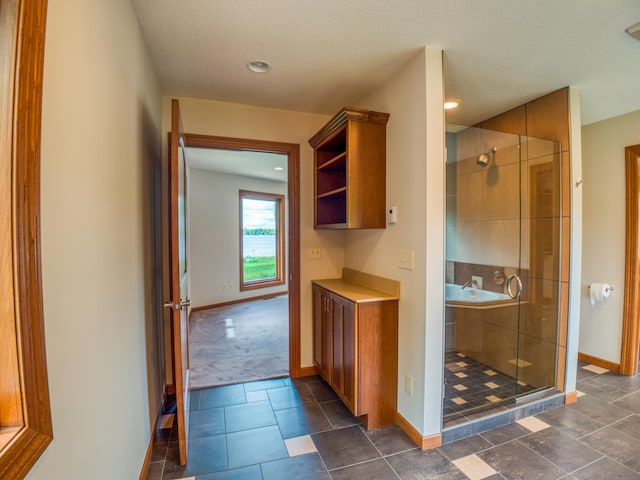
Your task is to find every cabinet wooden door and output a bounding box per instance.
[331,295,344,394]
[328,294,356,413]
[312,285,333,383]
[334,295,356,412]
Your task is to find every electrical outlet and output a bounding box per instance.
[405,374,413,396]
[398,250,415,270]
[308,247,322,259]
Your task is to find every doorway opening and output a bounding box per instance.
[184,134,301,388]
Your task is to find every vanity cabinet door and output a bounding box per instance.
[312,285,333,383]
[337,296,356,413]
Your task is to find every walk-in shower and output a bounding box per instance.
[444,127,562,423]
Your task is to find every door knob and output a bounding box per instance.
[163,299,191,310]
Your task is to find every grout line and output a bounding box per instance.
[438,437,497,463]
[563,455,606,477]
[514,437,571,476]
[317,402,340,430]
[608,389,640,402]
[311,445,332,479]
[327,457,386,473]
[382,457,403,480]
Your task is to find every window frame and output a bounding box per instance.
[239,190,286,291]
[0,0,54,478]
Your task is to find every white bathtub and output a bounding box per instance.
[445,283,513,308]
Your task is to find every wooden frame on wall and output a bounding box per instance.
[621,144,640,376]
[0,0,54,478]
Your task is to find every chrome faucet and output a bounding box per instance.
[461,280,473,290]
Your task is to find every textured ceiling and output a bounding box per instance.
[187,148,288,182]
[131,0,640,127]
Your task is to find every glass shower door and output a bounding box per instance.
[444,127,561,421]
[515,136,562,396]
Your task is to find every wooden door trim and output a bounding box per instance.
[621,144,640,375]
[183,134,303,377]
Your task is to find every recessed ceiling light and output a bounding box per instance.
[626,21,640,41]
[274,166,284,171]
[444,100,460,110]
[247,60,271,73]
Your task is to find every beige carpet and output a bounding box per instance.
[188,295,289,389]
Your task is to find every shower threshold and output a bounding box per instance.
[442,387,564,444]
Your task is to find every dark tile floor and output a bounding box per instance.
[443,351,537,420]
[147,362,640,479]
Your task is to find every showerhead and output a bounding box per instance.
[477,147,497,167]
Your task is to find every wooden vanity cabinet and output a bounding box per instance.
[312,282,398,429]
[309,107,389,229]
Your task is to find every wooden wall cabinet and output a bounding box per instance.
[309,107,389,229]
[312,270,399,429]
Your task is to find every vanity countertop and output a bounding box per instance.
[312,268,400,303]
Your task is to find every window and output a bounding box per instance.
[239,190,285,290]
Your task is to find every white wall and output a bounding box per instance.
[579,109,640,363]
[348,48,445,436]
[189,168,287,307]
[31,0,163,478]
[164,97,343,368]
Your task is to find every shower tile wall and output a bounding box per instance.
[452,132,522,269]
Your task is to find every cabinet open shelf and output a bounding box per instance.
[309,107,389,229]
[317,187,347,199]
[318,151,347,171]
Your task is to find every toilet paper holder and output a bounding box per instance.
[588,285,614,291]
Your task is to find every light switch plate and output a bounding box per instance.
[398,249,415,270]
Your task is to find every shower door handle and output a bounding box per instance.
[506,274,523,299]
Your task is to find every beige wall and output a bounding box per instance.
[580,109,640,363]
[188,168,287,307]
[348,48,445,435]
[165,97,342,369]
[30,0,163,478]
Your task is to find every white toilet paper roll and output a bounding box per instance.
[589,283,611,306]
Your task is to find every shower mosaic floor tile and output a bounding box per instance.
[443,351,537,420]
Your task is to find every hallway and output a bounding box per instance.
[147,362,640,479]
